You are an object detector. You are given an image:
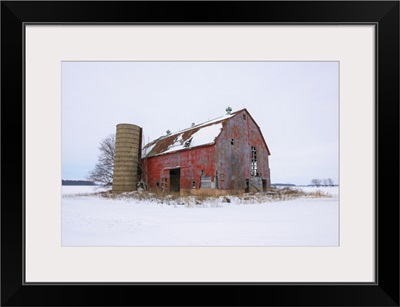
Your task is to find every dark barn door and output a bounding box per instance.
[169,168,180,192]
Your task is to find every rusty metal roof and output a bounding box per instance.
[142,110,240,158]
[142,108,271,158]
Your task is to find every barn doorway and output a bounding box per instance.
[245,179,250,193]
[169,168,180,192]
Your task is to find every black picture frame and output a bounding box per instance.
[1,1,399,306]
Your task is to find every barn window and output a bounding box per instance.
[156,180,160,187]
[231,138,234,145]
[192,180,196,189]
[243,114,246,120]
[251,146,258,176]
[184,137,193,148]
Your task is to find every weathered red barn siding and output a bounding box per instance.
[142,108,270,193]
[215,110,271,190]
[144,145,216,190]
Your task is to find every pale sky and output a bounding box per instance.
[62,61,339,185]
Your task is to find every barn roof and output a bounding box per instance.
[142,108,270,158]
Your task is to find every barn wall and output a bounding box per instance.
[215,110,271,191]
[142,109,271,193]
[143,145,217,191]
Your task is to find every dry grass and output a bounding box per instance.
[62,192,98,198]
[92,186,333,205]
[307,189,332,198]
[266,187,332,201]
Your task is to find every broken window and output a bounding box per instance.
[192,180,196,189]
[231,138,234,145]
[251,146,258,176]
[156,180,160,187]
[243,114,246,120]
[184,137,193,148]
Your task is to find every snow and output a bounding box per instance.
[161,123,223,155]
[190,123,223,147]
[159,133,185,155]
[171,112,234,135]
[62,186,339,246]
[61,186,108,195]
[141,143,156,157]
[142,113,234,157]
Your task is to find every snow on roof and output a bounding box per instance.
[141,142,156,157]
[142,111,238,158]
[161,123,223,155]
[183,113,234,131]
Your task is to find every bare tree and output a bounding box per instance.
[327,178,334,186]
[311,178,322,187]
[87,133,115,186]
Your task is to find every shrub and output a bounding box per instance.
[94,186,332,205]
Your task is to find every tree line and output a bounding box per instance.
[310,178,335,187]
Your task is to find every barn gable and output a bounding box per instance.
[214,109,271,156]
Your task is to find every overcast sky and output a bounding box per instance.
[62,61,338,185]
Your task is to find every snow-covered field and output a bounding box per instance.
[62,186,339,247]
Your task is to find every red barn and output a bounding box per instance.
[141,109,271,195]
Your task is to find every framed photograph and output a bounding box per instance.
[2,1,399,306]
[61,60,340,249]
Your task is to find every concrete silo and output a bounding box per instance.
[112,123,142,193]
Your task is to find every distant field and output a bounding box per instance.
[62,185,108,195]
